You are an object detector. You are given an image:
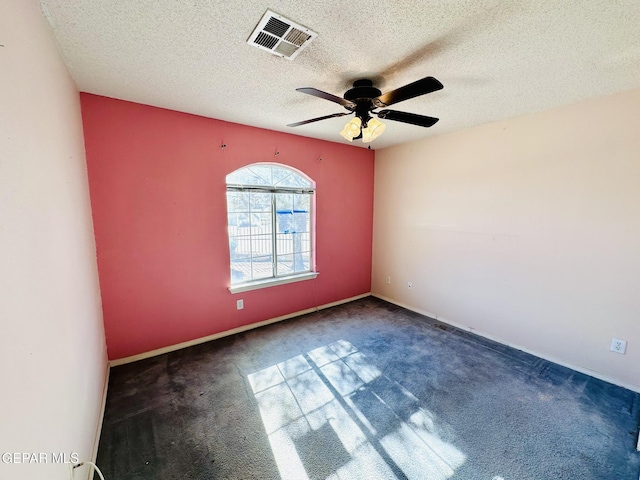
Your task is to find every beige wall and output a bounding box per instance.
[0,1,108,479]
[372,88,640,391]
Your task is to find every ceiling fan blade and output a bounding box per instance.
[296,88,356,109]
[287,112,351,127]
[373,76,443,108]
[376,109,439,127]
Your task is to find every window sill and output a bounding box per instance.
[229,272,319,294]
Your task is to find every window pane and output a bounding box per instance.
[276,233,293,254]
[272,168,294,187]
[276,201,293,235]
[247,165,273,185]
[294,195,310,234]
[226,168,266,186]
[251,255,273,280]
[251,235,272,256]
[291,232,308,256]
[230,262,248,284]
[252,212,272,234]
[295,251,311,273]
[276,212,294,234]
[230,235,251,283]
[230,235,251,257]
[227,213,240,234]
[250,192,271,212]
[275,192,310,266]
[292,211,309,234]
[276,248,311,276]
[275,171,312,188]
[276,193,293,211]
[227,192,248,212]
[294,193,310,212]
[276,254,294,276]
[277,250,310,275]
[296,232,311,253]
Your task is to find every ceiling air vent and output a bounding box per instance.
[247,10,317,60]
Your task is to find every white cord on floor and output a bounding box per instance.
[71,460,106,480]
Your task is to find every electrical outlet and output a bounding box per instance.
[610,338,626,354]
[237,299,244,310]
[407,281,413,290]
[385,276,391,284]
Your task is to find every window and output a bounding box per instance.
[226,163,317,293]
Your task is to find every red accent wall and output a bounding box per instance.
[80,94,374,360]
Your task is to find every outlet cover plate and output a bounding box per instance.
[610,338,626,354]
[237,299,244,310]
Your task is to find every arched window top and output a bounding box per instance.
[226,163,314,190]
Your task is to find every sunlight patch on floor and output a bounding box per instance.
[247,340,466,480]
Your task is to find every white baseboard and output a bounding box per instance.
[110,293,371,367]
[87,360,109,477]
[372,293,640,394]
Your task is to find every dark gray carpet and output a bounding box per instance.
[97,297,640,479]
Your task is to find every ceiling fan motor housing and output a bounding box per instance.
[344,79,381,124]
[344,79,382,102]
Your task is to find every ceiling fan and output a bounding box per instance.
[287,76,443,143]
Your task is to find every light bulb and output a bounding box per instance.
[339,117,362,141]
[361,118,386,143]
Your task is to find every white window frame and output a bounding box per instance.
[226,164,318,294]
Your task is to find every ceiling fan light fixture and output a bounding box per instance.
[289,76,443,142]
[339,117,362,142]
[361,117,386,143]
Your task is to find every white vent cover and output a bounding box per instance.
[247,10,317,60]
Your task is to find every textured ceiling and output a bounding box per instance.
[39,0,640,149]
